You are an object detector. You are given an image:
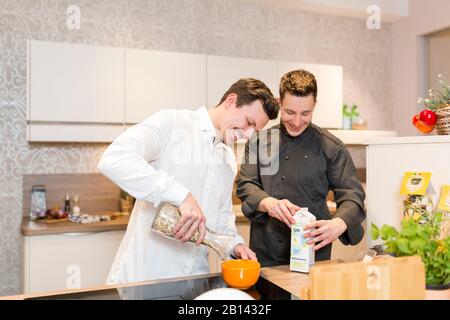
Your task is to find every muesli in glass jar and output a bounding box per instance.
[151,203,236,260]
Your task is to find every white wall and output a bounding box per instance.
[428,28,450,89]
[392,0,450,136]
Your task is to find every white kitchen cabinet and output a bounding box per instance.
[366,135,450,248]
[27,40,125,142]
[278,62,343,129]
[28,40,125,124]
[206,55,279,109]
[22,230,124,294]
[126,49,206,124]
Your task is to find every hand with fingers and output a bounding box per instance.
[172,192,206,246]
[233,244,258,261]
[302,218,348,251]
[258,197,300,228]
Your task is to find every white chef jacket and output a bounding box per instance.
[97,106,244,284]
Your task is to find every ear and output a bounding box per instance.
[224,93,237,109]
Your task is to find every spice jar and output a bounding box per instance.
[151,203,236,260]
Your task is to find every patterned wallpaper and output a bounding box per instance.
[0,0,392,295]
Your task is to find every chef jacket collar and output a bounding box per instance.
[280,122,313,142]
[196,106,222,145]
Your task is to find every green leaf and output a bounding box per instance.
[371,223,380,240]
[410,238,426,251]
[380,225,398,240]
[400,227,416,237]
[397,239,412,255]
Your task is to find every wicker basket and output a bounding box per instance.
[435,105,450,135]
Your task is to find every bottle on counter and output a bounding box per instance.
[72,194,80,215]
[151,203,236,260]
[342,104,352,130]
[64,194,71,214]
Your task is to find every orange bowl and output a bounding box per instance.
[221,259,260,290]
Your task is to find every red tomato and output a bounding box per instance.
[416,120,434,133]
[419,109,437,126]
[412,114,420,126]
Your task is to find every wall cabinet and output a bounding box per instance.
[206,55,278,108]
[28,40,125,142]
[27,40,344,142]
[22,230,124,294]
[126,49,206,124]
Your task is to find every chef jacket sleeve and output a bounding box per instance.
[327,143,366,246]
[97,109,189,207]
[236,138,271,221]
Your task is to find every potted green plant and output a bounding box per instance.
[414,74,450,135]
[371,212,450,299]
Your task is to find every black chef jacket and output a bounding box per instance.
[236,123,366,267]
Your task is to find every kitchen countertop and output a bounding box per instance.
[1,264,309,300]
[20,214,130,236]
[260,264,309,297]
[21,207,250,236]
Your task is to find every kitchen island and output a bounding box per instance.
[3,265,309,300]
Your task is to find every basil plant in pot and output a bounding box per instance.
[371,212,450,297]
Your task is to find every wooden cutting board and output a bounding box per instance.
[33,212,123,224]
[305,256,425,300]
[34,217,69,224]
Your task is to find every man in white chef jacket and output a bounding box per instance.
[98,78,280,284]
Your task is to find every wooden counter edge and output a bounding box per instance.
[20,215,130,236]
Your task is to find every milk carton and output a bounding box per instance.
[290,208,316,273]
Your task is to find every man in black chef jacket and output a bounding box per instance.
[236,69,366,266]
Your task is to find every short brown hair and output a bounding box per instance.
[279,69,317,101]
[218,78,279,120]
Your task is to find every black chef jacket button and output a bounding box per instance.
[278,240,283,243]
[285,156,289,160]
[282,176,285,180]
